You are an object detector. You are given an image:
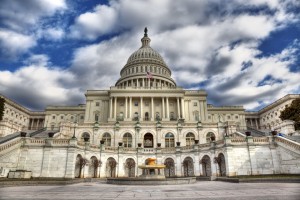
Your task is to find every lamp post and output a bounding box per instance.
[72,121,78,139]
[135,121,141,147]
[114,121,120,147]
[99,140,104,178]
[177,121,182,146]
[117,142,123,177]
[93,121,99,144]
[135,121,141,177]
[197,121,202,142]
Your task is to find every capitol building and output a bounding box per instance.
[0,29,299,179]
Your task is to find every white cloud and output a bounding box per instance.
[0,29,36,59]
[70,4,117,40]
[0,0,67,31]
[0,55,82,110]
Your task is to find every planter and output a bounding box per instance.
[83,137,90,142]
[48,132,54,138]
[20,132,27,137]
[157,143,161,147]
[271,131,277,136]
[176,142,181,147]
[138,143,142,147]
[118,142,123,147]
[194,140,199,144]
[210,136,216,141]
[245,131,251,137]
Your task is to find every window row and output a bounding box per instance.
[123,65,169,76]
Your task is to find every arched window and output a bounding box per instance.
[123,133,132,147]
[95,113,99,122]
[102,133,111,146]
[165,133,175,147]
[186,132,195,146]
[206,132,215,142]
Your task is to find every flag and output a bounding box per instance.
[146,71,153,79]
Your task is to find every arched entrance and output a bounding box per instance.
[106,157,117,177]
[89,156,99,178]
[214,153,226,176]
[164,158,175,177]
[200,155,211,176]
[144,133,153,148]
[125,158,136,177]
[183,157,194,177]
[75,154,87,178]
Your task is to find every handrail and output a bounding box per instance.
[275,136,300,151]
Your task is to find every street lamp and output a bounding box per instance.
[117,142,123,177]
[114,121,120,147]
[93,121,99,144]
[99,140,104,178]
[177,121,182,146]
[135,121,141,147]
[72,121,78,139]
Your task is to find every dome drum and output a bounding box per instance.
[116,28,176,88]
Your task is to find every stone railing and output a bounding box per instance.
[143,148,155,153]
[29,139,46,145]
[253,137,269,143]
[52,139,70,146]
[123,147,136,152]
[0,138,21,153]
[161,147,176,153]
[275,137,300,152]
[181,146,194,151]
[198,143,211,148]
[105,146,118,151]
[231,138,246,143]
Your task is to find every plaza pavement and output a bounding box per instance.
[0,181,299,200]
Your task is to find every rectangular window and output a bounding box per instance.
[193,102,197,106]
[80,116,84,119]
[145,101,149,106]
[61,116,64,119]
[96,102,100,106]
[52,116,55,119]
[120,102,124,106]
[134,102,138,106]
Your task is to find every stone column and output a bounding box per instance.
[109,97,113,119]
[166,97,169,120]
[181,98,185,119]
[129,97,132,119]
[177,98,181,119]
[194,151,200,176]
[125,97,128,119]
[64,139,77,178]
[175,153,182,176]
[114,97,117,119]
[151,97,154,121]
[40,140,52,177]
[162,97,165,119]
[140,97,143,121]
[255,119,259,129]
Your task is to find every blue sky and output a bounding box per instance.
[0,0,299,111]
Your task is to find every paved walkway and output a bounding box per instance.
[0,181,299,200]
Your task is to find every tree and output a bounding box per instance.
[200,157,210,176]
[108,159,117,177]
[280,99,300,130]
[91,158,101,178]
[0,97,5,121]
[76,157,88,178]
[125,158,135,177]
[164,159,174,177]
